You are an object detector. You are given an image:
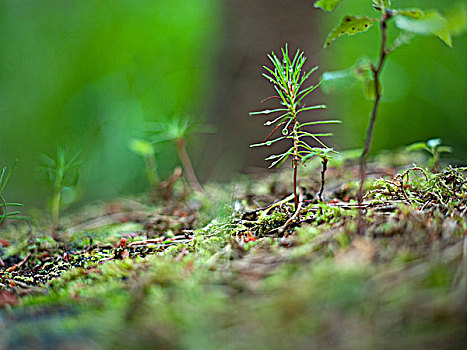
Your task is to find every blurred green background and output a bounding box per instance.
[0,0,465,209]
[0,0,221,207]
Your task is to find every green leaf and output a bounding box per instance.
[61,186,77,206]
[321,69,357,92]
[394,11,449,44]
[445,2,467,35]
[314,0,344,12]
[406,141,428,152]
[0,160,17,194]
[382,0,391,8]
[437,146,453,154]
[249,108,288,116]
[394,8,424,19]
[297,105,327,113]
[250,136,286,148]
[324,16,375,48]
[433,3,467,47]
[300,120,342,127]
[128,138,155,157]
[321,58,372,93]
[395,5,466,47]
[426,138,442,149]
[386,31,415,54]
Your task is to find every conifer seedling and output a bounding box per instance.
[148,116,214,193]
[250,46,341,208]
[40,147,81,236]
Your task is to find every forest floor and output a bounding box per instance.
[0,151,466,350]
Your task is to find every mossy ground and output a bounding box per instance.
[1,153,466,350]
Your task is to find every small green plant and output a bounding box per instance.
[314,0,467,203]
[148,115,213,193]
[406,138,452,173]
[250,46,340,208]
[0,160,27,224]
[128,138,159,186]
[40,147,81,235]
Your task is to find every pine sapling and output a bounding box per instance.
[250,46,341,209]
[148,116,214,193]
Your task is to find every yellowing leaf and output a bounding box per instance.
[314,0,344,12]
[324,16,374,48]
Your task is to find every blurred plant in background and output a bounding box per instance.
[0,0,220,207]
[39,147,81,236]
[406,138,453,172]
[147,116,215,193]
[0,161,27,225]
[128,139,159,186]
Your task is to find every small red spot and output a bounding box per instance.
[0,239,10,247]
[244,231,257,243]
[121,249,129,259]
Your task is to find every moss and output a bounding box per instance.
[1,163,466,350]
[256,211,288,236]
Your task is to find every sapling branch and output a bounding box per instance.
[357,10,390,206]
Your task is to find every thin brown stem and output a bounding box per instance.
[292,116,299,210]
[358,13,390,206]
[293,160,298,209]
[318,158,328,202]
[357,11,390,234]
[175,139,203,193]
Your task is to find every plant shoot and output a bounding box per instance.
[250,46,341,208]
